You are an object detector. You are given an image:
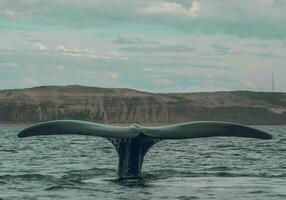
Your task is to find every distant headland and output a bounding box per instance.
[0,85,285,125]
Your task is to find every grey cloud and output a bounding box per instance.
[113,36,145,45]
[121,44,196,53]
[1,0,286,39]
[212,44,230,54]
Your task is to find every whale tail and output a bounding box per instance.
[18,120,272,178]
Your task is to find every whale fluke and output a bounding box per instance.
[18,120,140,138]
[141,121,272,140]
[17,120,272,178]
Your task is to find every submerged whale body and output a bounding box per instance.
[18,120,272,178]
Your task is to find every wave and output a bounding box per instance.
[0,174,57,182]
[142,169,286,179]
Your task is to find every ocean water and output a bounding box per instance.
[0,125,286,200]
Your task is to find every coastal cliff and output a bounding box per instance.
[0,85,285,124]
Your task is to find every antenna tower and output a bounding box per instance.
[272,73,275,93]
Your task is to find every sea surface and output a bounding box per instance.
[0,125,286,200]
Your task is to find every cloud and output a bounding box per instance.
[154,77,172,86]
[0,0,285,92]
[155,78,172,86]
[23,78,40,86]
[28,44,124,60]
[142,1,200,17]
[105,72,118,80]
[55,45,68,52]
[31,43,108,59]
[147,71,173,86]
[83,71,119,80]
[27,64,36,75]
[31,43,49,51]
[0,0,39,19]
[140,0,286,39]
[0,62,19,68]
[57,64,65,70]
[212,44,230,54]
[2,9,17,18]
[55,45,85,56]
[240,80,257,90]
[54,44,124,60]
[121,43,195,53]
[1,0,286,39]
[113,36,144,45]
[191,0,200,17]
[0,46,13,53]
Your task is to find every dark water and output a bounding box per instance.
[1,125,286,200]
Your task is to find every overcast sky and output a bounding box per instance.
[0,0,285,92]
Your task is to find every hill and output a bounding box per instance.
[0,85,285,124]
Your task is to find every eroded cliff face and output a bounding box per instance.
[0,85,285,124]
